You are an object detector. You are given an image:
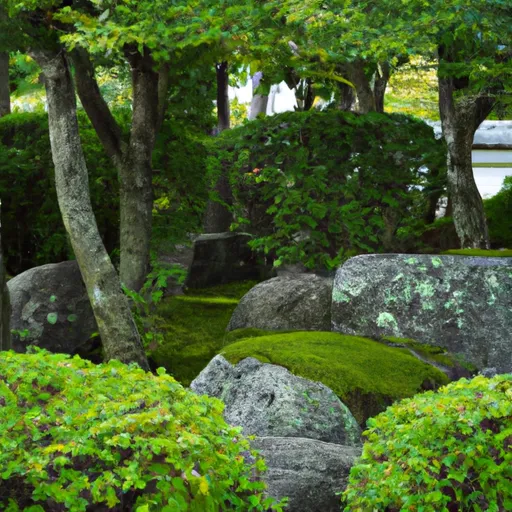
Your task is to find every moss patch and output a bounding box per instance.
[442,249,512,257]
[220,332,450,426]
[381,336,456,368]
[150,281,258,385]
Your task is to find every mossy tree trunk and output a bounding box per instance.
[438,74,493,249]
[31,47,149,370]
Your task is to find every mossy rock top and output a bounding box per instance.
[220,331,450,425]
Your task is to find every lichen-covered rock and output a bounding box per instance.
[8,261,97,354]
[252,437,360,512]
[190,355,361,446]
[184,232,272,289]
[227,274,333,332]
[332,254,512,372]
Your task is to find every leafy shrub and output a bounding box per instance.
[343,374,512,511]
[210,110,446,270]
[0,112,118,274]
[0,350,283,511]
[484,176,512,249]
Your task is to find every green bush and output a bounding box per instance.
[0,350,283,511]
[0,112,118,274]
[343,374,512,511]
[484,176,512,249]
[210,111,446,270]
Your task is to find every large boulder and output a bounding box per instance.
[190,355,361,446]
[8,261,97,354]
[253,437,360,512]
[184,232,272,289]
[332,254,512,372]
[227,274,333,332]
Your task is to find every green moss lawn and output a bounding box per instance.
[220,331,449,424]
[442,249,512,257]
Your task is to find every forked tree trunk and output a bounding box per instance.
[0,52,10,117]
[438,75,493,248]
[73,46,159,292]
[216,61,230,132]
[31,48,149,370]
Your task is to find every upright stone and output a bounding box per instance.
[332,254,512,372]
[185,232,272,289]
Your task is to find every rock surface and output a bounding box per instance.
[8,261,97,354]
[332,254,512,372]
[191,355,361,446]
[227,274,333,332]
[253,437,360,512]
[184,232,272,289]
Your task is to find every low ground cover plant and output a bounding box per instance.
[343,374,512,511]
[0,350,282,511]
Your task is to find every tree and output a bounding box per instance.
[342,0,512,247]
[3,2,149,369]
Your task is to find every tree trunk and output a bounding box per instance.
[73,46,159,292]
[120,47,159,292]
[0,202,11,350]
[347,61,376,114]
[249,71,268,120]
[216,61,230,132]
[0,52,10,117]
[31,48,149,370]
[438,75,493,248]
[374,62,390,113]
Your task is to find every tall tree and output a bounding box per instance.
[3,1,149,369]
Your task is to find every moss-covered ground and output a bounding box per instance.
[150,281,258,385]
[150,280,451,425]
[442,248,512,257]
[220,331,449,425]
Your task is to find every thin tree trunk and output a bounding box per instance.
[0,52,10,117]
[438,75,493,248]
[374,62,390,113]
[249,71,268,120]
[216,61,230,132]
[347,61,376,114]
[31,48,149,370]
[120,47,158,292]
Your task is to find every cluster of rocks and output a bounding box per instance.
[191,355,361,511]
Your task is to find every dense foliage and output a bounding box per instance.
[343,374,512,511]
[211,110,447,270]
[0,111,210,274]
[0,112,118,274]
[0,350,283,511]
[484,176,512,249]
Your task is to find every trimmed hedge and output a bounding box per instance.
[0,350,283,511]
[210,110,447,270]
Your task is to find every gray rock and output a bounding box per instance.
[184,232,272,289]
[332,254,512,372]
[227,274,333,332]
[253,437,360,512]
[8,261,97,354]
[191,355,361,446]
